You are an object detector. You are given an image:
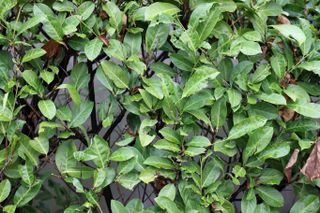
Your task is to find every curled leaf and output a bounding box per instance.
[301,141,320,180]
[284,148,299,183]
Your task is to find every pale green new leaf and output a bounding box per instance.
[38,100,56,120]
[257,92,287,105]
[298,61,320,76]
[22,48,46,63]
[139,119,157,147]
[288,102,320,118]
[111,200,129,213]
[29,137,49,155]
[135,2,180,21]
[272,24,306,46]
[0,179,11,202]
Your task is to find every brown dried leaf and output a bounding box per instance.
[99,34,109,46]
[42,40,61,59]
[301,141,320,180]
[280,73,296,88]
[277,15,290,24]
[285,148,299,182]
[279,107,296,122]
[99,11,108,20]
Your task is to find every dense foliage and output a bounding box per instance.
[1,0,320,212]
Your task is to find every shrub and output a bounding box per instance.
[0,0,320,212]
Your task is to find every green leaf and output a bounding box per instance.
[55,141,77,174]
[270,54,287,78]
[146,23,169,52]
[227,88,242,111]
[30,137,49,155]
[286,118,320,132]
[185,146,206,156]
[40,70,55,84]
[202,159,222,187]
[53,1,74,12]
[258,168,283,185]
[183,90,213,112]
[210,97,227,127]
[101,60,130,89]
[243,31,262,42]
[298,61,320,76]
[117,172,140,190]
[196,7,221,42]
[89,136,110,168]
[272,24,306,45]
[288,102,320,118]
[44,17,64,40]
[17,16,42,36]
[103,2,122,32]
[13,180,42,207]
[22,48,46,63]
[69,101,94,127]
[170,53,194,72]
[110,147,135,161]
[0,179,11,202]
[158,184,176,201]
[0,106,13,122]
[104,39,126,61]
[155,196,182,213]
[0,0,17,18]
[258,141,290,160]
[19,162,35,186]
[284,84,309,103]
[243,127,273,162]
[22,70,44,95]
[251,64,270,83]
[240,41,262,56]
[76,1,95,21]
[139,168,157,183]
[38,100,56,120]
[34,6,65,41]
[256,92,287,105]
[124,32,142,56]
[139,119,157,147]
[57,84,81,106]
[18,134,40,166]
[154,139,180,153]
[256,186,284,208]
[93,167,115,192]
[214,139,238,157]
[135,2,180,21]
[186,136,211,148]
[111,200,129,213]
[84,38,103,61]
[144,156,174,169]
[182,66,220,98]
[241,190,256,213]
[189,3,214,29]
[227,116,267,140]
[159,127,180,144]
[290,195,320,213]
[70,63,89,90]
